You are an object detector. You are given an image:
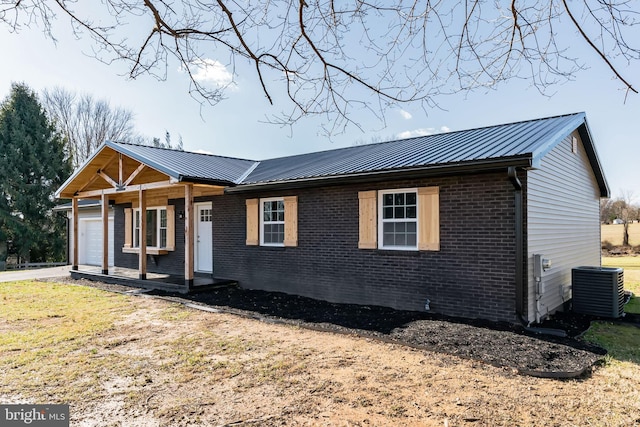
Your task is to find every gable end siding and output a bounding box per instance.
[526,131,601,322]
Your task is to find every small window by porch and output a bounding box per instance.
[123,205,175,254]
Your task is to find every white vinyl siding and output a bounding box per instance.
[526,131,601,323]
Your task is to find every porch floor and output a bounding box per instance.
[70,265,237,294]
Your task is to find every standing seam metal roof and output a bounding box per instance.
[106,141,258,185]
[58,112,608,197]
[241,112,590,184]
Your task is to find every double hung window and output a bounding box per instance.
[379,189,418,250]
[245,196,297,247]
[359,186,439,251]
[133,207,168,248]
[124,205,175,253]
[261,198,285,246]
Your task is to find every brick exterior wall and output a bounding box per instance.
[114,199,186,276]
[111,173,521,322]
[213,172,520,322]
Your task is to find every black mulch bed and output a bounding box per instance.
[150,285,608,378]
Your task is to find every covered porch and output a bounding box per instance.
[70,265,236,294]
[55,141,248,291]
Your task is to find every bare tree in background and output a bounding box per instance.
[42,87,136,168]
[602,191,639,246]
[42,87,184,168]
[2,1,639,135]
[618,191,638,247]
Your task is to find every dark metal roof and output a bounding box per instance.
[56,112,609,198]
[243,112,586,184]
[106,141,257,185]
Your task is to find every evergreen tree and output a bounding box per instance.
[0,83,71,264]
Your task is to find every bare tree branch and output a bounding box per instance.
[3,0,639,136]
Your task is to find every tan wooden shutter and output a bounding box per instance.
[358,190,377,249]
[418,186,440,251]
[124,208,132,248]
[246,198,259,245]
[283,196,298,247]
[166,205,175,250]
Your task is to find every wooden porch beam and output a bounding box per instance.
[98,170,119,189]
[123,163,146,187]
[184,184,194,288]
[76,180,178,198]
[139,188,147,280]
[72,198,78,271]
[101,193,109,275]
[77,173,100,194]
[118,154,123,185]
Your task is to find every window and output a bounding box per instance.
[379,189,418,250]
[359,187,439,251]
[246,196,298,247]
[160,209,168,248]
[200,208,212,222]
[124,205,175,252]
[261,198,285,246]
[133,207,166,248]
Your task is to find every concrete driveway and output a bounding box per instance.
[0,266,71,282]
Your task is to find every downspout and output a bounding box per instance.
[508,167,524,320]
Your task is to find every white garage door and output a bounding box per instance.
[79,218,114,266]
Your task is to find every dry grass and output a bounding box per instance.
[602,223,640,247]
[1,279,639,426]
[603,257,640,314]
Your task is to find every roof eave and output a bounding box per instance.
[530,112,587,166]
[225,156,533,194]
[177,175,237,187]
[54,141,111,199]
[106,141,181,181]
[577,122,610,198]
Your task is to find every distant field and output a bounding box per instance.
[601,223,640,246]
[602,256,640,314]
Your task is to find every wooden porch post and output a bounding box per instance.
[72,197,78,271]
[184,184,194,289]
[101,193,109,275]
[139,188,147,280]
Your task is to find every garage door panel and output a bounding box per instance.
[79,218,114,266]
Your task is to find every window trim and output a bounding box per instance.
[377,188,419,251]
[260,197,285,247]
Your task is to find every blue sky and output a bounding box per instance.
[1,11,638,199]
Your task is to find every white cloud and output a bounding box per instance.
[194,148,214,155]
[399,109,412,120]
[396,128,435,139]
[183,59,234,87]
[396,125,451,139]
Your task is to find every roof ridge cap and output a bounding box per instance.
[235,161,261,184]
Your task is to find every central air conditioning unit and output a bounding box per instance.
[571,266,624,318]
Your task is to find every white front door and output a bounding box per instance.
[195,203,213,272]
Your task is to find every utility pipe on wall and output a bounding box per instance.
[508,167,524,320]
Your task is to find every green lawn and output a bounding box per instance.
[583,322,640,364]
[580,256,640,366]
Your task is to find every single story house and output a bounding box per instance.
[55,112,609,324]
